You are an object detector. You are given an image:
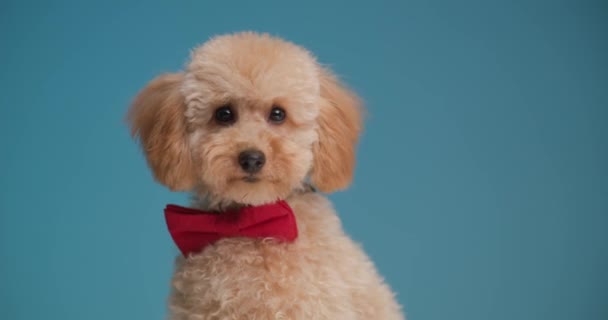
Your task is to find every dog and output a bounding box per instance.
[128,32,404,320]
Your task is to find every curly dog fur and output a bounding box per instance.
[128,32,404,319]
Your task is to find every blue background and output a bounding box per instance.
[1,1,606,319]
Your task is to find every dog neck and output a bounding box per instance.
[191,183,316,213]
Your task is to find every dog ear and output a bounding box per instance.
[127,73,196,191]
[311,68,363,193]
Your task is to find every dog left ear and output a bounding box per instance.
[310,68,363,193]
[127,73,197,191]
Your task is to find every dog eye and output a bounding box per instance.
[268,106,286,124]
[214,105,236,125]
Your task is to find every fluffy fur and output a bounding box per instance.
[128,32,404,319]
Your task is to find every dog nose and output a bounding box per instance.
[238,149,266,174]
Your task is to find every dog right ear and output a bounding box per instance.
[127,73,197,191]
[310,68,363,193]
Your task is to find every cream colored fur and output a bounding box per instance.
[128,32,404,319]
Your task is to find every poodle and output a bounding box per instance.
[127,32,404,320]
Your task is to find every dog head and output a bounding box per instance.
[128,32,362,206]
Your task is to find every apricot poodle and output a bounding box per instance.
[128,32,404,320]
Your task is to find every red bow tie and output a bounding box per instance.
[164,200,298,256]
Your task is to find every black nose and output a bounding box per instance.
[238,149,266,174]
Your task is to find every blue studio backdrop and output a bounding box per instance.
[1,1,606,319]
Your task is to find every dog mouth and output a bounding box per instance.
[242,175,260,183]
[228,174,281,184]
